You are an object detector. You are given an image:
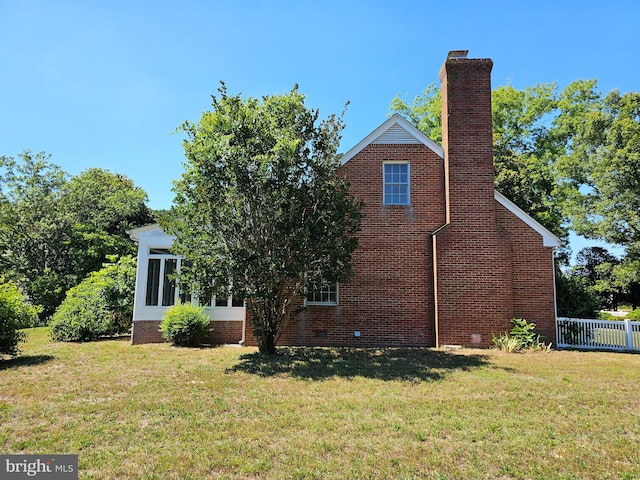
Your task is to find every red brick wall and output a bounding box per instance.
[434,221,514,347]
[433,203,557,348]
[131,321,165,344]
[496,206,557,345]
[245,143,446,347]
[131,320,244,345]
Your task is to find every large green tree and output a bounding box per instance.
[165,84,362,354]
[0,151,153,318]
[573,246,621,309]
[0,151,70,318]
[558,89,640,246]
[609,244,640,309]
[62,168,154,282]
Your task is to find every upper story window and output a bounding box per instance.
[383,162,410,205]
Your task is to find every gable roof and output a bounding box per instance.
[340,114,444,165]
[339,114,562,248]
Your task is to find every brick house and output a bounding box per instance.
[128,51,561,348]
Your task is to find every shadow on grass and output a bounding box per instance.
[0,354,55,370]
[228,347,489,382]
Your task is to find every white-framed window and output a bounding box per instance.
[305,282,338,306]
[207,295,244,308]
[144,248,245,308]
[145,249,182,307]
[383,161,410,205]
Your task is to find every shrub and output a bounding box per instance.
[555,271,600,318]
[597,311,616,320]
[626,309,640,321]
[492,318,550,352]
[160,303,211,347]
[0,278,40,357]
[49,256,136,342]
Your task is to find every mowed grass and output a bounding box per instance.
[1,328,639,479]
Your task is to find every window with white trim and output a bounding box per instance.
[206,295,243,307]
[305,282,338,305]
[201,288,244,308]
[383,162,410,205]
[144,249,245,308]
[145,249,182,307]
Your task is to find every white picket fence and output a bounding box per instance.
[556,317,640,352]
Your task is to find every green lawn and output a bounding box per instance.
[1,328,639,479]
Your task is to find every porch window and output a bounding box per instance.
[383,162,410,205]
[145,259,161,306]
[214,295,228,307]
[231,296,245,307]
[208,295,244,308]
[161,259,177,306]
[144,250,183,307]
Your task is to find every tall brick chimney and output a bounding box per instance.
[433,50,513,348]
[438,50,495,224]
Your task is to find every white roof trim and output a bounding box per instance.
[494,191,562,247]
[126,223,175,242]
[341,114,444,165]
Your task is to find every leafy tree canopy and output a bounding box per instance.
[557,89,640,246]
[49,255,137,342]
[0,151,153,318]
[573,246,622,310]
[164,84,362,354]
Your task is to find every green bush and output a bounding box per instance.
[49,256,136,342]
[626,309,640,321]
[492,318,550,352]
[597,311,616,320]
[0,278,40,357]
[555,271,600,318]
[160,303,211,347]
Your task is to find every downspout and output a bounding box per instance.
[431,151,450,349]
[551,248,559,346]
[240,310,246,346]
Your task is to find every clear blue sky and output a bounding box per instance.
[1,0,638,259]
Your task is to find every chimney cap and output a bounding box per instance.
[447,50,469,59]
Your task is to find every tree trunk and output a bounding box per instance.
[251,300,281,355]
[258,331,277,355]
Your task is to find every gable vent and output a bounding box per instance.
[372,123,421,144]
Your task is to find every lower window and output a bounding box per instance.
[306,282,338,305]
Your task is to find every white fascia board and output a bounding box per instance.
[127,223,175,245]
[494,190,562,248]
[126,223,161,241]
[340,114,444,165]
